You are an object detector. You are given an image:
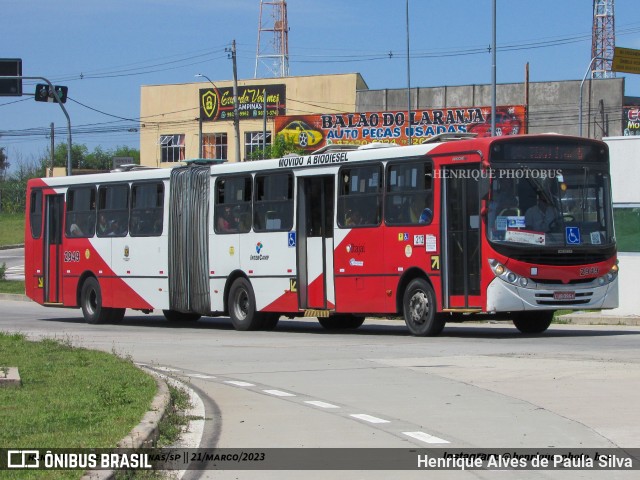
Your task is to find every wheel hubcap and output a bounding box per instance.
[234,290,248,320]
[409,291,428,324]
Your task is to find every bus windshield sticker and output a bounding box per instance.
[566,227,581,245]
[504,230,546,245]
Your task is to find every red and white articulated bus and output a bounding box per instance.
[24,133,618,336]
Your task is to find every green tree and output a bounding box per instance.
[84,146,111,170]
[49,143,89,170]
[112,145,141,165]
[247,134,306,161]
[43,143,140,171]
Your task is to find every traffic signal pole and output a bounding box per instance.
[0,75,72,175]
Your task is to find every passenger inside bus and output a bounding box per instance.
[409,193,433,224]
[69,223,83,237]
[344,208,364,226]
[491,179,520,217]
[217,205,236,233]
[488,179,520,239]
[97,214,109,235]
[525,193,559,232]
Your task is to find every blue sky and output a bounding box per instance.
[2,0,640,166]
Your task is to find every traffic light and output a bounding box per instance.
[0,58,22,96]
[34,84,68,104]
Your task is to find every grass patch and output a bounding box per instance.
[0,332,158,480]
[0,212,25,246]
[157,385,193,447]
[0,279,25,295]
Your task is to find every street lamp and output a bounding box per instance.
[579,57,604,137]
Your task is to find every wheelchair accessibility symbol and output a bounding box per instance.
[565,227,581,245]
[288,232,296,247]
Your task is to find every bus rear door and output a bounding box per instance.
[296,176,335,311]
[43,193,64,304]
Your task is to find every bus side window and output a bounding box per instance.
[253,172,293,232]
[385,160,433,226]
[65,186,96,238]
[337,164,382,228]
[215,175,252,234]
[97,184,129,237]
[130,182,164,237]
[30,189,43,239]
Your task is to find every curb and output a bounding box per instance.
[0,244,23,250]
[81,368,171,480]
[558,313,640,326]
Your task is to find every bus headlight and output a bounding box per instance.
[488,259,533,288]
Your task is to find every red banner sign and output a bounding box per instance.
[275,106,527,152]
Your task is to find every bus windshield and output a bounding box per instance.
[487,167,614,248]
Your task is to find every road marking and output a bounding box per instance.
[224,380,255,387]
[263,389,296,397]
[304,400,340,409]
[402,431,450,444]
[189,374,216,379]
[350,414,390,424]
[155,366,180,372]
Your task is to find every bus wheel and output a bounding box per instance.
[402,278,444,336]
[229,278,262,331]
[162,310,201,322]
[513,311,554,334]
[318,315,365,330]
[80,277,111,325]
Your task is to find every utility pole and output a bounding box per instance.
[231,40,241,162]
[49,123,54,177]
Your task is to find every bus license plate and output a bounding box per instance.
[554,291,576,301]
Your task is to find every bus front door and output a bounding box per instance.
[442,166,481,310]
[43,194,64,304]
[297,176,335,311]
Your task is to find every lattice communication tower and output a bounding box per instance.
[255,0,290,78]
[591,0,616,78]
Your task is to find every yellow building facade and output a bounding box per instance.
[139,73,367,167]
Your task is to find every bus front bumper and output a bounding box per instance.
[486,276,619,312]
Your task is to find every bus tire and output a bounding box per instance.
[229,277,263,331]
[402,278,444,336]
[162,310,201,322]
[513,311,554,334]
[80,277,111,325]
[318,315,365,330]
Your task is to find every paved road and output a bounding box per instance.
[2,300,639,480]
